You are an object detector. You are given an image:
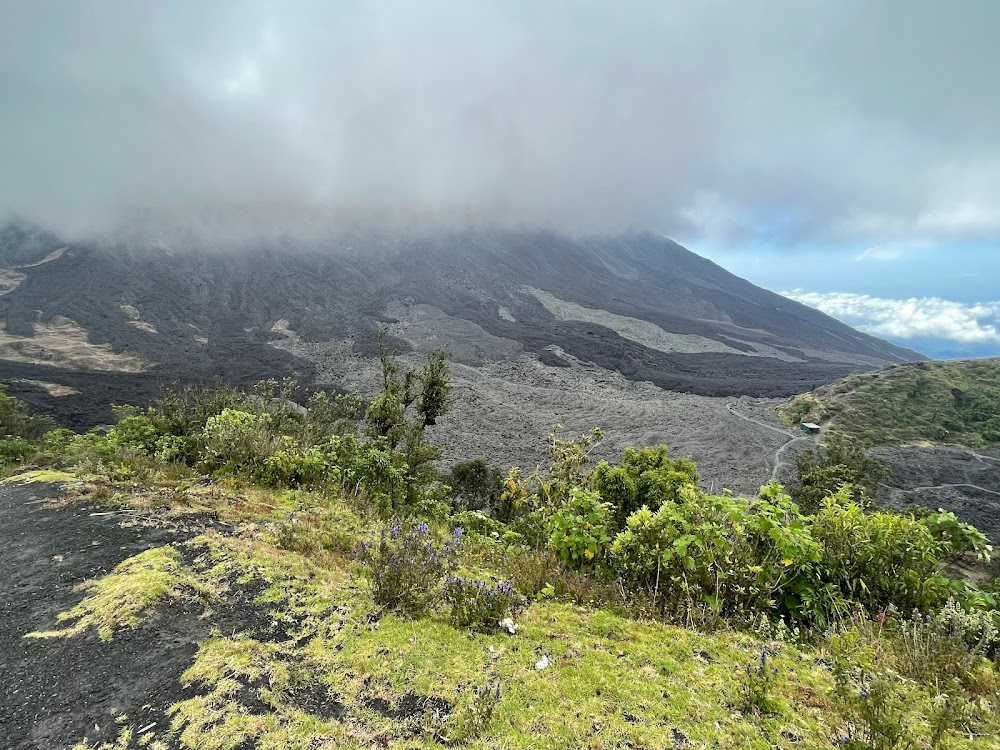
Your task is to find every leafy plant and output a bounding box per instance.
[894,600,1000,690]
[592,445,699,529]
[547,487,612,568]
[443,676,502,742]
[447,458,503,512]
[356,520,461,616]
[443,576,521,629]
[806,489,950,616]
[738,647,780,715]
[793,435,889,513]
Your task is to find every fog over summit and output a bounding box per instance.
[3,1,1000,247]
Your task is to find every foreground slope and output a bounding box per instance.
[0,223,920,432]
[3,475,996,750]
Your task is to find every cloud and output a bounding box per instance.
[855,246,903,262]
[2,1,1000,245]
[783,290,1000,345]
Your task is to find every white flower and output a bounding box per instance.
[499,617,518,634]
[488,645,495,653]
[535,654,549,670]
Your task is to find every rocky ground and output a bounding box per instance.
[273,323,787,498]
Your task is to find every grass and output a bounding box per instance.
[26,545,215,641]
[1,468,77,484]
[779,358,1000,447]
[26,515,1000,750]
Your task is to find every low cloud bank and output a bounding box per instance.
[783,290,1000,350]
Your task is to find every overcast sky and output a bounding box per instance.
[1,1,997,357]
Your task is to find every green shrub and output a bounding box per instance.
[446,459,503,512]
[592,445,698,529]
[200,409,275,476]
[894,600,1000,690]
[918,509,992,562]
[356,520,461,617]
[108,414,163,454]
[793,436,889,513]
[806,489,948,616]
[610,484,819,619]
[547,487,612,568]
[0,436,36,465]
[738,647,780,715]
[259,443,332,488]
[0,383,54,441]
[443,576,520,629]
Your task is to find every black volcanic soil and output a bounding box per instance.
[876,446,1000,544]
[0,481,200,749]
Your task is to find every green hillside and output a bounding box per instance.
[779,358,1000,447]
[2,355,999,750]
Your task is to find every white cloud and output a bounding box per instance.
[855,245,903,262]
[782,290,1000,344]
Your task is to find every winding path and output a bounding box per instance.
[898,483,1000,498]
[725,401,815,481]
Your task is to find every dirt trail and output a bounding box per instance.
[900,483,1000,497]
[0,481,199,750]
[725,401,813,481]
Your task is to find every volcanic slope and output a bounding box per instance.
[0,223,925,494]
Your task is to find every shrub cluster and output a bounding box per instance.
[443,576,520,629]
[356,520,461,617]
[14,337,455,514]
[484,434,994,628]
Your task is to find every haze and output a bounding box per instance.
[2,1,998,355]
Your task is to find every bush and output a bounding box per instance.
[793,436,889,514]
[108,414,163,454]
[0,436,36,465]
[894,600,1000,690]
[738,647,780,715]
[259,443,332,488]
[200,408,277,476]
[547,487,612,568]
[447,459,503,512]
[444,576,521,629]
[0,383,54,441]
[592,446,699,529]
[918,509,992,562]
[807,489,948,616]
[324,434,407,511]
[356,520,461,617]
[610,484,819,619]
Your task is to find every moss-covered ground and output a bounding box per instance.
[11,472,991,750]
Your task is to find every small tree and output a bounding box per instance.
[417,349,453,426]
[447,458,503,512]
[793,435,889,514]
[592,445,699,530]
[363,328,454,508]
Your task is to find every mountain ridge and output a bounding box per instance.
[0,224,922,428]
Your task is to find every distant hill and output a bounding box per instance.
[0,222,922,427]
[779,358,1000,447]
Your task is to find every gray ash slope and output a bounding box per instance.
[0,223,920,430]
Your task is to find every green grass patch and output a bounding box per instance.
[779,358,1000,446]
[1,468,77,484]
[26,545,215,641]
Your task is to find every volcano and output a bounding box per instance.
[0,223,921,432]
